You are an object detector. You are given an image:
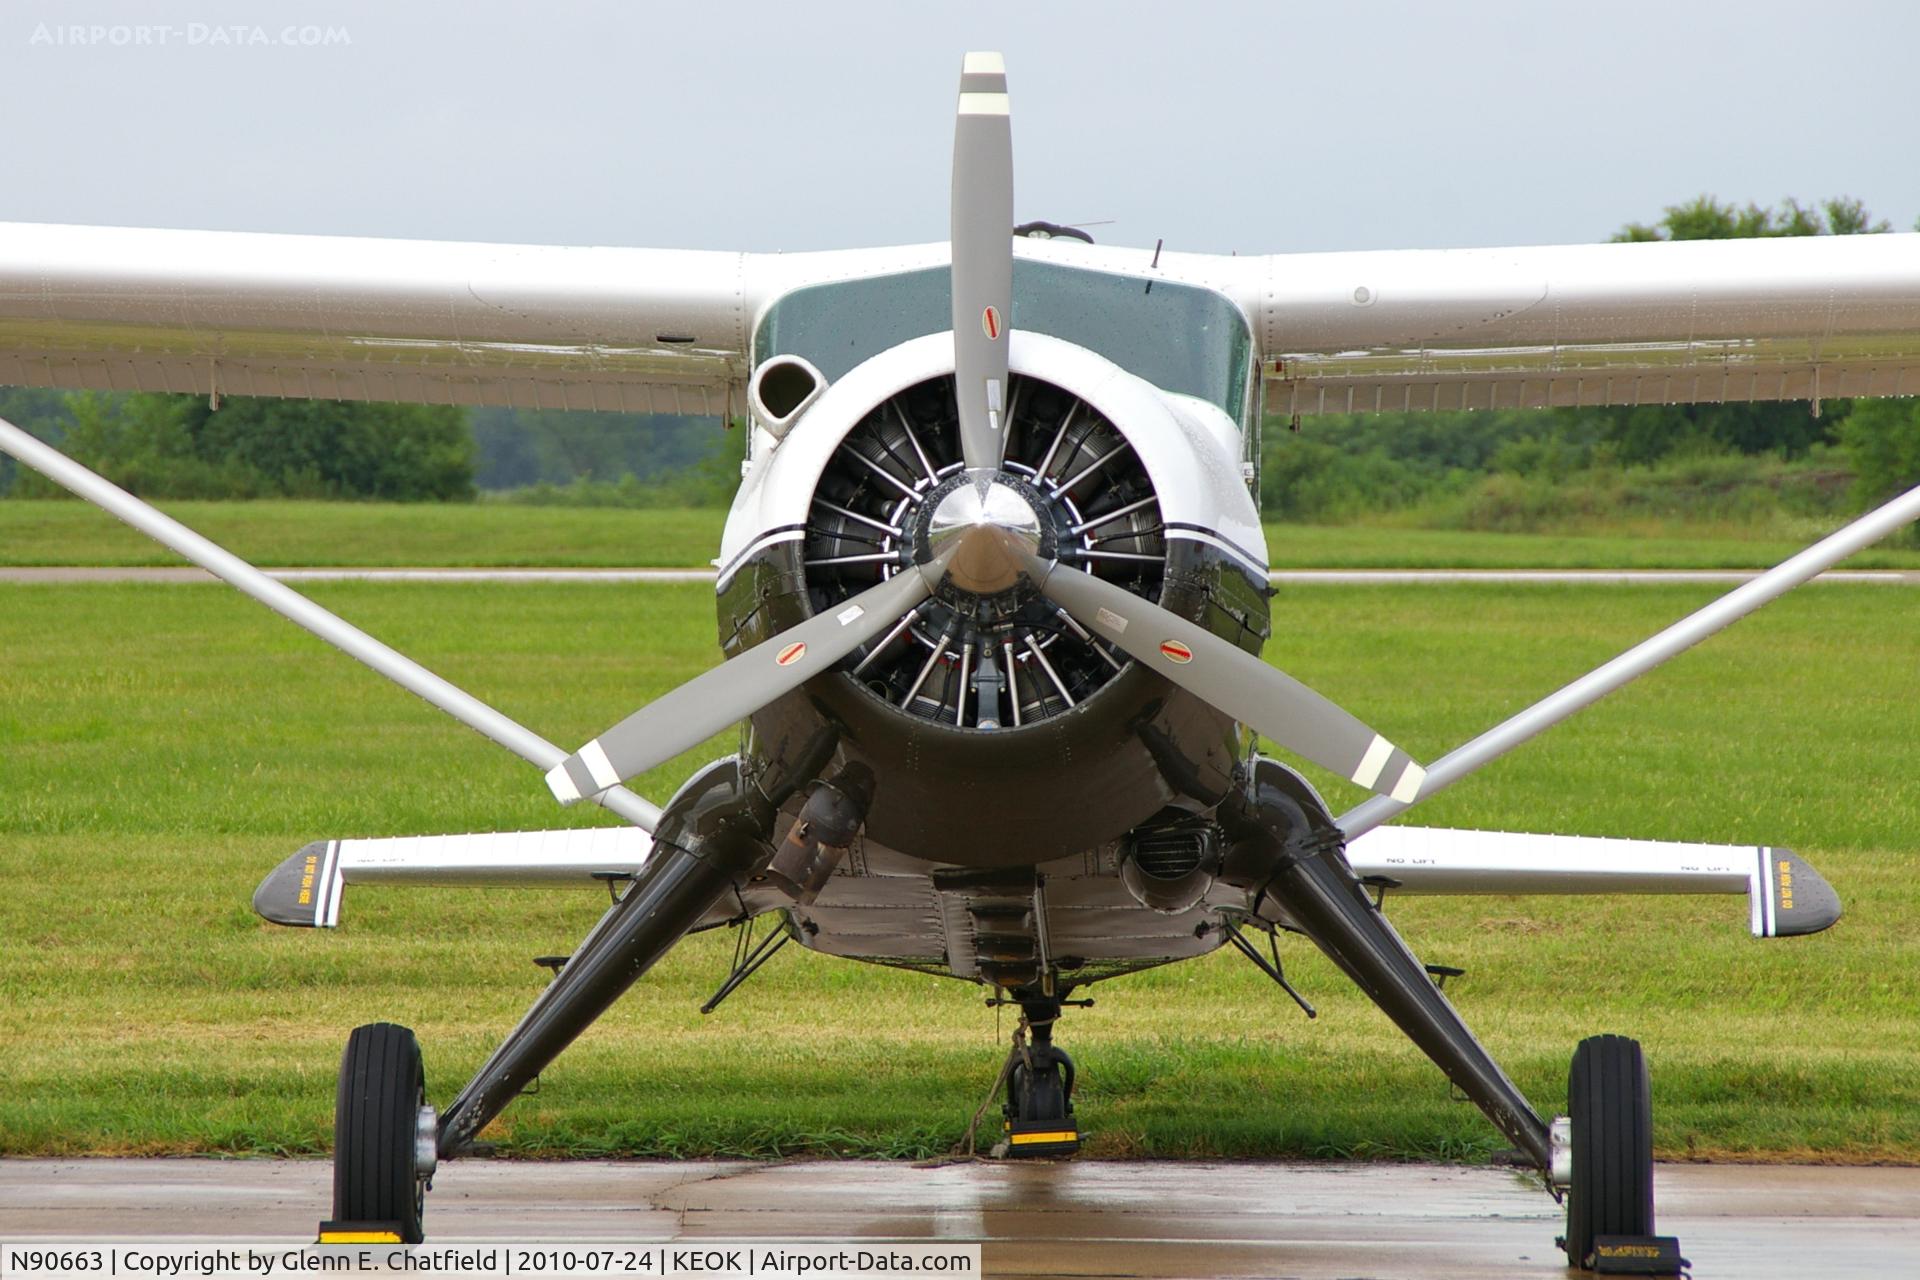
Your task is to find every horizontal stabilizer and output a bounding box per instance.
[1345,826,1841,938]
[252,828,653,928]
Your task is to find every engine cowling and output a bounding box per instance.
[714,331,1269,864]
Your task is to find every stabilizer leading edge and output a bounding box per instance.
[251,829,653,928]
[1346,826,1842,938]
[252,823,1843,939]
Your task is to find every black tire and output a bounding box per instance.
[1010,1062,1067,1124]
[334,1022,427,1244]
[1564,1034,1654,1268]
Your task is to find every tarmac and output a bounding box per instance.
[3,1158,1917,1278]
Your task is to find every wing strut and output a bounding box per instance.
[0,415,661,832]
[1338,478,1920,839]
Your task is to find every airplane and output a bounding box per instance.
[2,50,1916,1270]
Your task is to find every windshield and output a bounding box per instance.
[753,260,1253,425]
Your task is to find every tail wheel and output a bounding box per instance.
[1007,1044,1075,1125]
[334,1022,431,1243]
[1009,1062,1068,1124]
[1564,1034,1654,1268]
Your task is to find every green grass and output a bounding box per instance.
[0,501,729,568]
[6,497,1920,569]
[1263,521,1920,569]
[1,581,1916,1163]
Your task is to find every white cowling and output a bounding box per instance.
[719,330,1266,591]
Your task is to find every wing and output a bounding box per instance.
[0,222,946,414]
[15,221,1916,420]
[1201,233,1920,415]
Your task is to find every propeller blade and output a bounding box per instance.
[951,50,1014,480]
[1032,558,1427,802]
[546,554,950,803]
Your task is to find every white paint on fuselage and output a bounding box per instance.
[717,329,1267,590]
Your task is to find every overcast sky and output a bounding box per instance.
[4,1,1917,256]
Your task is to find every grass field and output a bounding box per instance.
[6,497,1920,569]
[2,578,1916,1164]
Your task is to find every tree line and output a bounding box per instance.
[0,390,737,504]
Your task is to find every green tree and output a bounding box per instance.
[1613,195,1890,242]
[0,387,82,494]
[188,397,473,500]
[1838,399,1920,512]
[8,392,473,501]
[468,407,726,490]
[489,419,747,509]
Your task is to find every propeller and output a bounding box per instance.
[951,50,1014,483]
[548,50,1020,807]
[1024,551,1428,803]
[546,545,955,803]
[550,52,1421,810]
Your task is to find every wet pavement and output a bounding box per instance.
[2,1158,1916,1277]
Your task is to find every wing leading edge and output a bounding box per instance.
[3,221,1917,419]
[0,222,762,415]
[0,223,972,415]
[254,822,1841,941]
[1232,233,1920,417]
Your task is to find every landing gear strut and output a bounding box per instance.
[995,992,1080,1157]
[1221,758,1685,1269]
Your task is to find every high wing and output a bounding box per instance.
[0,221,944,413]
[3,223,1918,418]
[1049,233,1920,416]
[1214,234,1920,417]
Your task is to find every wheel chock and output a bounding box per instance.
[1589,1234,1689,1275]
[997,1118,1080,1158]
[316,1221,407,1244]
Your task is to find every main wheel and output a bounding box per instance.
[334,1022,430,1243]
[1563,1034,1654,1268]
